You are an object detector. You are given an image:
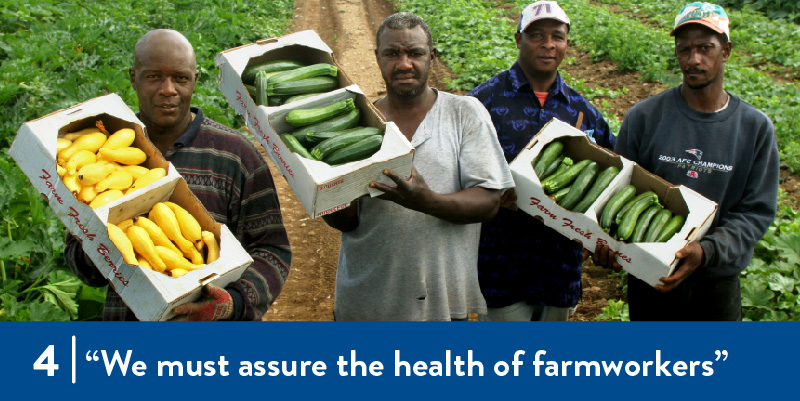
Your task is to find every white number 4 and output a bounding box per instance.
[33,345,59,376]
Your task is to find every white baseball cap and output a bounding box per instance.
[517,1,570,33]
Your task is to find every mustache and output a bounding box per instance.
[392,71,420,79]
[684,69,704,74]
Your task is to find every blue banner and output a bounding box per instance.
[1,322,794,400]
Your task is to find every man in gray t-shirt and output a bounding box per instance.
[323,13,514,320]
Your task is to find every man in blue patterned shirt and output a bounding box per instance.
[468,1,615,320]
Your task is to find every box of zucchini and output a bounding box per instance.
[215,30,355,144]
[510,119,717,287]
[263,87,413,219]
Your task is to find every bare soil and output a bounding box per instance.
[259,0,797,322]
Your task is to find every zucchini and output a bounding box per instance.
[268,63,338,84]
[242,59,307,85]
[284,93,324,104]
[540,157,572,185]
[543,159,592,194]
[267,96,284,107]
[615,191,658,226]
[643,209,673,242]
[533,141,564,178]
[322,135,384,165]
[551,187,571,202]
[572,166,620,214]
[306,126,382,145]
[280,134,314,160]
[617,192,660,241]
[244,84,257,99]
[255,70,270,106]
[285,98,356,128]
[290,107,361,144]
[558,161,599,210]
[267,76,338,96]
[541,156,565,179]
[656,215,686,242]
[630,204,663,243]
[599,185,636,230]
[310,129,384,160]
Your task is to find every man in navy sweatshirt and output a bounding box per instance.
[593,2,779,320]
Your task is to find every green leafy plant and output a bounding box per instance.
[597,299,630,321]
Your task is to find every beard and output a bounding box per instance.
[387,70,429,97]
[684,70,717,90]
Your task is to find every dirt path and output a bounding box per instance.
[259,0,665,321]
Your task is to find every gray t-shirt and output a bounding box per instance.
[334,90,515,321]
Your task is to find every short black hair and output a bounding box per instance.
[375,12,434,51]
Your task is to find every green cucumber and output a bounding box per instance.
[540,157,573,186]
[310,129,384,160]
[644,209,674,242]
[290,107,361,145]
[541,156,565,179]
[551,187,571,202]
[244,84,257,99]
[558,161,599,211]
[267,63,338,84]
[267,76,338,96]
[533,141,564,178]
[656,215,686,242]
[241,59,307,85]
[280,134,314,160]
[255,70,270,106]
[306,127,382,145]
[572,166,620,214]
[283,93,324,104]
[630,204,663,243]
[617,192,660,241]
[599,185,637,230]
[322,135,384,165]
[285,98,356,127]
[615,191,659,226]
[543,159,592,194]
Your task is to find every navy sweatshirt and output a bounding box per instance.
[615,86,779,278]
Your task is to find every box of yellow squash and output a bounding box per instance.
[9,94,253,320]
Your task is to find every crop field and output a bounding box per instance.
[1,0,798,321]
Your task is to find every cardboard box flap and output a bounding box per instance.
[214,30,332,74]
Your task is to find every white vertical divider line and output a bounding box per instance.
[72,335,76,384]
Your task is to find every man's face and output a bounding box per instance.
[675,25,730,90]
[129,37,198,131]
[515,19,569,76]
[375,26,433,98]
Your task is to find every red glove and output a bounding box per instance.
[171,284,234,321]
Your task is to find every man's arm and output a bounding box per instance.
[371,168,502,224]
[697,122,780,273]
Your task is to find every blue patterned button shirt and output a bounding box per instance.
[468,62,615,308]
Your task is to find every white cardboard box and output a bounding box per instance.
[510,119,718,286]
[215,30,414,218]
[9,94,252,320]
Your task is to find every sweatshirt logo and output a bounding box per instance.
[686,149,703,160]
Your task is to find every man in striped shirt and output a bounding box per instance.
[65,29,291,321]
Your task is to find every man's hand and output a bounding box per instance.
[592,244,622,273]
[654,241,704,293]
[370,167,432,213]
[499,188,518,210]
[170,284,234,321]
